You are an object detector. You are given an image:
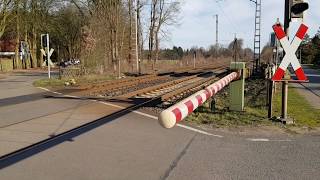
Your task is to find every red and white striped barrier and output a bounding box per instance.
[158,72,239,128]
[272,23,308,81]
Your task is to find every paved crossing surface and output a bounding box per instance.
[1,111,320,180]
[0,72,320,180]
[291,65,320,109]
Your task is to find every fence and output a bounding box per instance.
[59,65,86,79]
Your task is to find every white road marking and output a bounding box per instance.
[37,87,222,137]
[247,138,270,142]
[94,100,125,109]
[305,74,320,77]
[246,138,292,142]
[132,110,159,120]
[64,95,79,98]
[131,111,223,137]
[176,124,223,138]
[38,87,63,95]
[272,139,293,142]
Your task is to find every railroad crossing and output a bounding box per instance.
[0,70,320,180]
[1,0,320,179]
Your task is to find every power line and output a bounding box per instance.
[215,0,242,34]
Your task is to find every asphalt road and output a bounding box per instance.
[290,65,320,108]
[0,71,320,180]
[0,72,87,128]
[303,65,320,96]
[1,111,319,180]
[0,71,133,156]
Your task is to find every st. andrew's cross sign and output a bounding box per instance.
[272,23,308,81]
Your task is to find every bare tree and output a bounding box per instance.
[0,0,14,38]
[128,0,133,64]
[137,0,143,59]
[154,0,180,62]
[147,0,181,70]
[148,0,157,63]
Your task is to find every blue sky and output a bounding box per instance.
[163,0,320,49]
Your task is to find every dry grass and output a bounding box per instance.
[33,74,115,88]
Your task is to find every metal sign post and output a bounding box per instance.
[193,51,196,69]
[271,22,309,123]
[41,34,54,79]
[46,34,50,79]
[273,0,309,123]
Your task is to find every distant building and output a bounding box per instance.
[0,39,16,72]
[0,39,16,52]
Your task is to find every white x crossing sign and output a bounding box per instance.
[41,48,54,67]
[272,23,308,81]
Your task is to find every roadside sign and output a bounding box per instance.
[272,23,308,81]
[41,48,54,67]
[41,33,53,79]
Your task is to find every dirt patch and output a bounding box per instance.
[0,74,7,79]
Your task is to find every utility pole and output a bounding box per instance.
[233,37,238,63]
[215,14,218,46]
[213,14,219,59]
[135,0,140,75]
[193,51,196,69]
[250,0,261,73]
[282,0,291,120]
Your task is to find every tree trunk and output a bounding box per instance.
[30,27,37,68]
[137,0,143,59]
[128,0,133,65]
[148,0,157,63]
[24,31,28,69]
[14,15,20,69]
[115,1,120,78]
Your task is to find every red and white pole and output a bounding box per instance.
[159,72,239,129]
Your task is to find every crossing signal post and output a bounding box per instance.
[277,0,309,123]
[41,34,54,79]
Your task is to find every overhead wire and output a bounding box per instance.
[215,0,257,48]
[215,0,242,35]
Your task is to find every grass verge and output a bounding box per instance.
[273,86,320,128]
[185,78,320,130]
[33,78,65,87]
[33,74,115,88]
[185,78,271,128]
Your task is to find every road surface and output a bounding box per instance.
[291,65,320,109]
[0,71,320,180]
[0,71,127,156]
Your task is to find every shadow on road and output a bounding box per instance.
[0,92,52,107]
[0,97,159,169]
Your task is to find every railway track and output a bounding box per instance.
[77,65,229,104]
[0,66,231,163]
[73,62,229,97]
[121,67,227,103]
[76,70,219,98]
